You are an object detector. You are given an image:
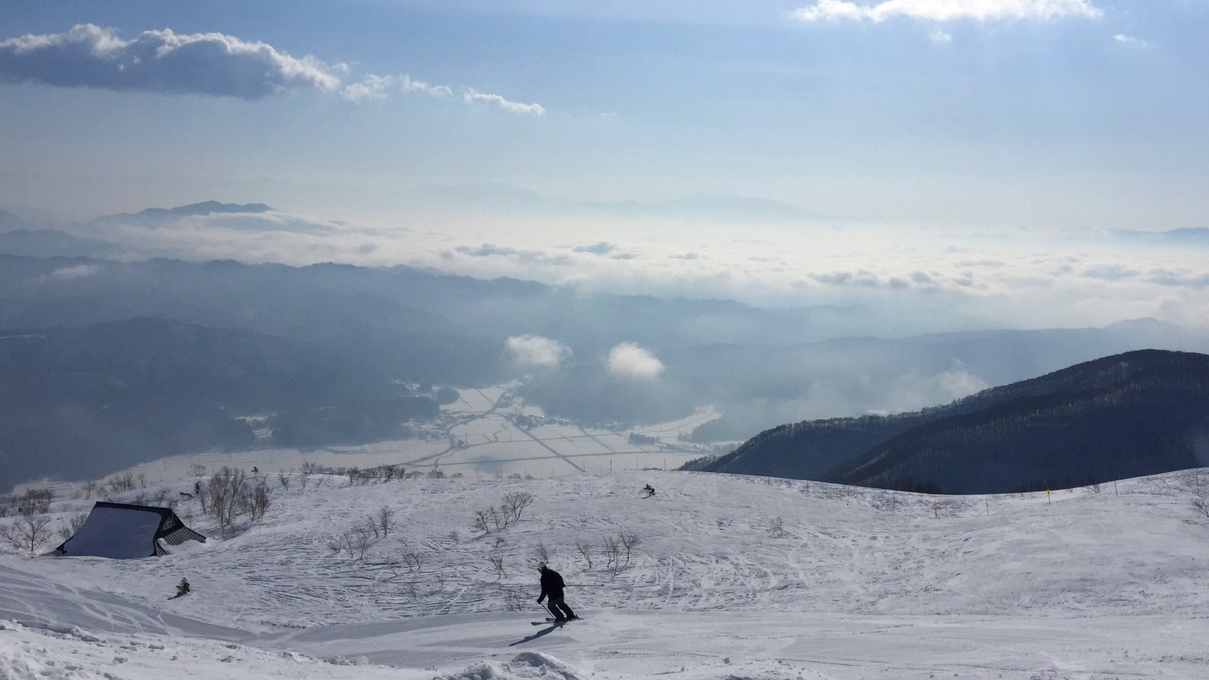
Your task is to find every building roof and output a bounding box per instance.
[54,501,206,559]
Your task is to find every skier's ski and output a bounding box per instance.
[530,617,581,626]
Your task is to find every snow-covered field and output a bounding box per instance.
[3,469,1209,679]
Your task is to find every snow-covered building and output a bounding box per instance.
[53,501,206,559]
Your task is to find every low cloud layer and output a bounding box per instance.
[0,24,339,98]
[795,0,1103,22]
[507,335,572,369]
[608,343,665,381]
[36,199,1209,334]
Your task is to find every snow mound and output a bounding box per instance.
[437,651,583,680]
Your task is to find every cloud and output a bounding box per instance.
[880,360,989,413]
[506,335,572,369]
[794,0,1103,23]
[50,264,101,280]
[341,74,452,103]
[451,243,572,266]
[572,241,636,260]
[930,27,953,42]
[0,25,544,114]
[810,269,883,287]
[1113,34,1147,47]
[341,75,541,116]
[1082,265,1139,281]
[607,342,665,381]
[463,88,545,116]
[340,74,393,103]
[0,24,339,98]
[573,241,617,255]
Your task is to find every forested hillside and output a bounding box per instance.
[695,350,1209,493]
[0,318,439,490]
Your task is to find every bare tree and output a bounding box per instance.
[1,514,53,554]
[602,535,622,575]
[330,527,373,560]
[206,467,248,536]
[81,481,97,500]
[396,539,423,572]
[575,540,594,570]
[534,540,550,563]
[108,473,137,494]
[492,506,511,532]
[502,492,535,523]
[618,531,642,566]
[13,489,53,515]
[189,464,207,477]
[427,469,446,479]
[1193,495,1209,519]
[473,507,509,534]
[488,553,506,579]
[327,535,345,556]
[56,512,89,543]
[242,481,271,522]
[350,526,372,559]
[473,509,494,534]
[278,469,293,492]
[374,506,397,537]
[300,461,318,489]
[197,479,209,515]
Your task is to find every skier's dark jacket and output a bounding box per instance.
[538,567,565,601]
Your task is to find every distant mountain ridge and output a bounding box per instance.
[693,350,1209,493]
[112,201,272,222]
[0,208,29,232]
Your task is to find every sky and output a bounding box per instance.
[1,0,1208,329]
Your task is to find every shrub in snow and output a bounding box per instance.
[1193,496,1209,519]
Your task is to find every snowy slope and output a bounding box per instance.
[3,469,1209,679]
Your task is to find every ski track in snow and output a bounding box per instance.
[2,469,1209,678]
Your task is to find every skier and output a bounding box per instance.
[536,563,577,622]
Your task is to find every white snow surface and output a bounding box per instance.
[3,469,1209,679]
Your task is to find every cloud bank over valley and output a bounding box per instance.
[16,197,1209,333]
